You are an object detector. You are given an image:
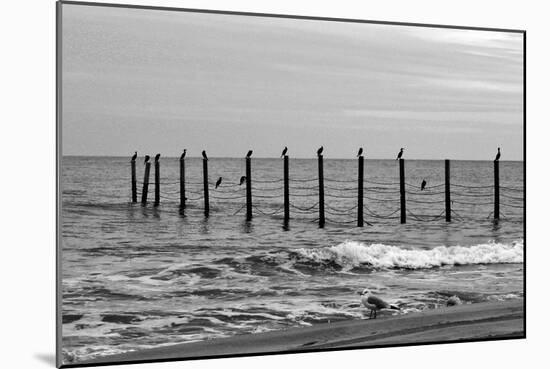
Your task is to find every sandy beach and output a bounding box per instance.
[78,300,523,366]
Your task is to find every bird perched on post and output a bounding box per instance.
[281,146,288,158]
[202,150,208,160]
[131,151,137,161]
[396,148,404,160]
[317,146,323,156]
[358,289,400,319]
[215,177,222,189]
[495,147,501,161]
[144,155,150,164]
[239,176,246,186]
[421,179,427,191]
[180,149,186,160]
[246,150,253,158]
[154,153,161,162]
[357,147,363,157]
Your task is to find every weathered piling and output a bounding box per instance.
[179,157,185,210]
[494,160,500,220]
[357,155,364,227]
[131,160,137,203]
[283,155,290,224]
[141,161,151,205]
[125,150,512,226]
[399,159,406,224]
[445,159,451,222]
[246,157,252,221]
[154,159,160,207]
[318,155,325,228]
[203,158,209,217]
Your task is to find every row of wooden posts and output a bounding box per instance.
[130,156,502,227]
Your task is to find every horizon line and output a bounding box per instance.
[61,155,524,162]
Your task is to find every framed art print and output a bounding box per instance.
[57,1,525,367]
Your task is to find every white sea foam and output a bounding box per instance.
[214,310,286,321]
[295,240,523,270]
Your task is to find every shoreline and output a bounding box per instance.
[78,299,524,366]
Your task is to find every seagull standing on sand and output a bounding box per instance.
[421,179,427,191]
[281,146,288,158]
[180,149,186,160]
[317,146,324,156]
[239,176,246,186]
[396,148,404,160]
[358,289,400,319]
[131,151,137,161]
[202,150,208,160]
[246,150,253,158]
[495,147,501,161]
[357,147,363,157]
[144,155,150,164]
[215,177,223,189]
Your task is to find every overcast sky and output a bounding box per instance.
[61,4,523,160]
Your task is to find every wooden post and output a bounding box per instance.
[246,157,252,221]
[154,160,160,207]
[203,158,209,217]
[141,161,151,205]
[494,160,500,220]
[445,159,451,222]
[318,155,325,228]
[399,159,406,224]
[283,155,289,224]
[179,157,185,210]
[357,155,364,227]
[131,160,137,203]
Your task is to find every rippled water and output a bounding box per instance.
[61,157,524,363]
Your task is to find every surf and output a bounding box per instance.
[291,239,524,270]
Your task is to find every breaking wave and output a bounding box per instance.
[291,240,524,270]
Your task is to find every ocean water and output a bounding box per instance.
[61,157,524,363]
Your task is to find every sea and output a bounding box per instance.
[61,156,524,363]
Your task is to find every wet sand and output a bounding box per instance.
[80,300,524,366]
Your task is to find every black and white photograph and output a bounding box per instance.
[57,1,524,367]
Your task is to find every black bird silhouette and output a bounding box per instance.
[317,146,324,156]
[180,149,186,160]
[495,147,501,161]
[239,176,246,185]
[281,146,288,158]
[131,151,137,161]
[215,177,223,189]
[246,150,253,158]
[421,179,427,191]
[154,153,161,162]
[202,150,208,160]
[357,147,363,157]
[396,148,404,160]
[144,155,150,164]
